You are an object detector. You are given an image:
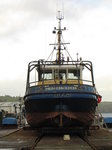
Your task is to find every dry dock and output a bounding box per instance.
[35,135,92,150]
[0,127,112,150]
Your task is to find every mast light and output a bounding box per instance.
[56,11,64,20]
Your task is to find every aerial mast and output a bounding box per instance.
[56,11,64,64]
[50,11,69,63]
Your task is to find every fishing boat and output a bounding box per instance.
[24,11,101,127]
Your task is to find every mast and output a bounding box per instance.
[50,11,70,64]
[57,11,64,64]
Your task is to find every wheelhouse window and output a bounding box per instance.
[40,69,66,80]
[41,71,52,80]
[58,70,66,80]
[40,69,81,80]
[68,70,80,80]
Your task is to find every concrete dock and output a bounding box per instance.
[35,135,92,150]
[0,127,112,150]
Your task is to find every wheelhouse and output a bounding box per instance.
[26,59,95,88]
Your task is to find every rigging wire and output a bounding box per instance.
[46,48,55,61]
[46,36,57,61]
[61,35,74,62]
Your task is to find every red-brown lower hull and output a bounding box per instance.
[26,112,95,127]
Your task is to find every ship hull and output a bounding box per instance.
[26,112,95,127]
[24,91,97,127]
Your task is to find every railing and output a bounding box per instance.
[26,60,95,89]
[27,78,93,88]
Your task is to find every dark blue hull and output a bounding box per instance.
[25,94,97,112]
[24,85,98,127]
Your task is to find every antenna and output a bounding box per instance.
[56,10,64,20]
[56,0,64,19]
[76,53,79,61]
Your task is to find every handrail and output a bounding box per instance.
[26,60,95,90]
[28,79,93,88]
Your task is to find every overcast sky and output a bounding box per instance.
[0,0,112,101]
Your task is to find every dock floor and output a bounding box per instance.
[0,128,112,150]
[35,135,92,150]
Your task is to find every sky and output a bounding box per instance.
[0,0,112,101]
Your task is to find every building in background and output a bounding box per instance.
[0,102,20,115]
